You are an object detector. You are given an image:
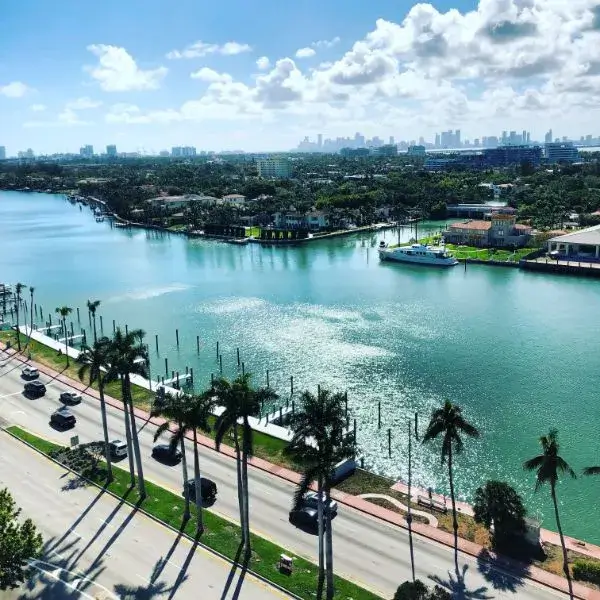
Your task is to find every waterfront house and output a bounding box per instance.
[222,193,246,205]
[273,210,330,231]
[444,213,532,247]
[547,225,600,261]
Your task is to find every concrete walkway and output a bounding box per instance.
[359,493,439,527]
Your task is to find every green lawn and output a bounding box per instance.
[7,425,382,600]
[246,226,261,238]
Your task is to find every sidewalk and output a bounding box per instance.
[2,342,600,600]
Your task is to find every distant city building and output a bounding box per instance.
[340,147,370,157]
[407,145,426,156]
[434,133,441,147]
[482,145,542,167]
[544,129,553,144]
[389,136,395,145]
[18,148,35,159]
[171,146,196,157]
[256,157,292,178]
[80,145,94,158]
[317,133,323,148]
[545,142,579,163]
[0,146,5,160]
[106,144,117,157]
[159,150,170,157]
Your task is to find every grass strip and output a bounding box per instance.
[6,425,383,600]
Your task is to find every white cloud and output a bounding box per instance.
[295,47,316,58]
[312,37,341,49]
[166,40,252,59]
[86,44,167,91]
[30,104,46,112]
[190,67,233,83]
[66,96,102,110]
[0,81,32,98]
[256,56,271,70]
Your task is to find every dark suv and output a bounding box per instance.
[50,406,76,429]
[24,380,46,398]
[151,444,182,464]
[184,478,217,502]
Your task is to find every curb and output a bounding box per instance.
[2,342,598,599]
[2,426,303,600]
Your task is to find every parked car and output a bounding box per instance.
[302,491,338,516]
[289,506,320,530]
[60,391,82,405]
[24,380,46,398]
[184,477,217,502]
[50,406,76,429]
[21,366,39,380]
[108,439,128,459]
[151,444,182,463]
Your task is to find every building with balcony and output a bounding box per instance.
[444,213,532,247]
[257,157,292,178]
[545,142,579,163]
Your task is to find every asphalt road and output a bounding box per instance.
[0,349,567,600]
[0,430,290,600]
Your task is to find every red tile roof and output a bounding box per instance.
[449,220,491,231]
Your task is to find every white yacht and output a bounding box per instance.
[379,243,459,267]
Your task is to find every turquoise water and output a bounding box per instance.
[2,191,600,543]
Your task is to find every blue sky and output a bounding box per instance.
[1,0,598,155]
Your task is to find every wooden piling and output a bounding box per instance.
[345,391,348,417]
[388,428,392,458]
[175,329,179,348]
[290,375,294,395]
[219,354,223,373]
[155,334,159,354]
[196,335,200,354]
[242,362,245,376]
[216,341,219,359]
[414,412,419,441]
[113,319,116,333]
[237,347,240,367]
[354,418,357,446]
[378,401,381,429]
[266,370,270,388]
[176,371,180,387]
[99,315,103,332]
[76,307,80,322]
[190,367,194,385]
[70,322,74,336]
[125,324,128,335]
[164,357,168,377]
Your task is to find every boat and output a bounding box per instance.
[379,243,459,266]
[95,216,105,222]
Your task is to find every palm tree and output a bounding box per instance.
[78,338,114,482]
[87,299,101,343]
[28,287,35,342]
[55,306,73,367]
[108,327,148,498]
[422,400,480,569]
[524,429,576,598]
[213,373,278,556]
[14,283,26,351]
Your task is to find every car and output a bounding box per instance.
[21,366,39,380]
[24,380,46,397]
[108,439,128,459]
[302,491,338,516]
[50,406,76,429]
[289,506,320,530]
[151,444,182,463]
[184,477,217,502]
[60,391,82,405]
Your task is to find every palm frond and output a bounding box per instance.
[153,421,171,443]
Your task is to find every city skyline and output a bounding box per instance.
[1,1,600,154]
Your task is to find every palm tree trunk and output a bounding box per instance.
[232,425,246,548]
[121,377,135,487]
[29,292,34,342]
[242,418,251,558]
[316,476,325,600]
[63,318,70,367]
[15,298,21,351]
[447,447,459,571]
[552,485,574,598]
[192,428,204,535]
[324,484,335,600]
[99,379,113,482]
[180,430,191,521]
[92,314,97,343]
[126,375,146,498]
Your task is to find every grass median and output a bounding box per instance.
[6,425,383,600]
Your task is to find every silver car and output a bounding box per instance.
[21,366,39,379]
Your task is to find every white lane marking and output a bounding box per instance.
[0,391,24,400]
[97,517,115,529]
[136,573,152,584]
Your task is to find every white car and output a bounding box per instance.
[108,439,128,459]
[21,366,39,380]
[303,491,338,516]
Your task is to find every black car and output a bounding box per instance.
[151,444,182,463]
[50,406,76,429]
[60,391,82,405]
[289,506,321,530]
[184,477,217,502]
[24,380,46,398]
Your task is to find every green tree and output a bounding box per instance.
[524,429,576,598]
[473,480,526,549]
[77,338,114,482]
[422,401,480,568]
[213,374,277,557]
[285,388,355,600]
[108,327,148,498]
[13,283,26,351]
[55,306,72,367]
[0,487,43,590]
[87,299,101,343]
[394,580,451,600]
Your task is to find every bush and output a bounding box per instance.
[394,580,451,600]
[573,559,600,585]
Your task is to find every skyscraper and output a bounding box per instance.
[455,129,461,147]
[80,145,93,158]
[106,144,117,157]
[317,133,323,148]
[544,129,553,144]
[435,133,440,147]
[0,146,5,160]
[389,136,395,145]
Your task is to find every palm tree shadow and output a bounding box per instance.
[220,541,245,600]
[113,559,180,600]
[429,564,493,600]
[229,548,251,600]
[166,530,200,600]
[476,548,530,593]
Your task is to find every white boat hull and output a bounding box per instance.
[379,249,458,267]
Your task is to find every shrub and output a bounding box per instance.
[573,559,600,585]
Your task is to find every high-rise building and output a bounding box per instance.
[0,146,5,160]
[317,133,323,148]
[526,132,531,144]
[455,130,461,147]
[172,146,196,157]
[544,129,553,144]
[522,130,527,145]
[389,136,395,145]
[546,142,579,163]
[80,145,94,158]
[106,144,117,157]
[435,133,441,147]
[257,157,292,178]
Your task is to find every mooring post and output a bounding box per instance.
[219,354,223,373]
[388,428,392,458]
[164,357,168,378]
[237,347,240,367]
[266,369,270,388]
[292,400,295,416]
[318,384,321,396]
[113,319,116,333]
[186,366,189,376]
[290,375,294,395]
[155,334,159,354]
[216,341,219,359]
[82,330,87,345]
[40,305,43,320]
[76,307,80,322]
[99,315,103,333]
[378,402,381,429]
[176,371,180,387]
[211,373,214,386]
[175,329,179,348]
[345,391,349,417]
[49,313,52,326]
[242,362,245,376]
[279,406,283,423]
[354,418,357,446]
[414,412,419,441]
[190,367,194,385]
[196,335,200,354]
[69,322,74,336]
[125,324,128,335]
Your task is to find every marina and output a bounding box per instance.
[2,190,600,543]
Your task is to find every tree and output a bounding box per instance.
[108,327,148,498]
[285,388,355,600]
[213,374,277,557]
[54,306,72,367]
[87,299,101,343]
[524,429,576,598]
[394,580,451,600]
[473,480,526,549]
[0,487,43,590]
[78,338,114,482]
[13,283,26,351]
[422,401,480,569]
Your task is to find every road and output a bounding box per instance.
[0,430,289,600]
[0,349,567,599]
